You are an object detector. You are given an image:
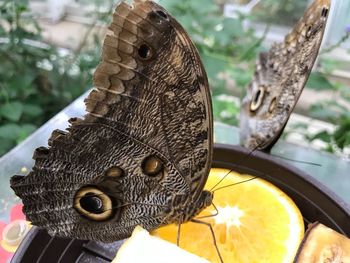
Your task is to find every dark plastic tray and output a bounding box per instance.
[10,226,124,263]
[11,144,350,262]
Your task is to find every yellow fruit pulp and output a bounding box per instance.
[153,168,304,263]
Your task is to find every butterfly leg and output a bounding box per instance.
[177,223,181,247]
[191,219,224,263]
[196,202,219,219]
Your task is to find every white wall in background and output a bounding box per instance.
[324,0,350,48]
[47,0,73,23]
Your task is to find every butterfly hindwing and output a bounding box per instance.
[10,0,212,242]
[240,0,331,151]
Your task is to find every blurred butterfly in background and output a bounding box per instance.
[11,0,213,242]
[239,0,331,152]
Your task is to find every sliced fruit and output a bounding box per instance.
[294,222,350,263]
[113,226,210,263]
[153,168,304,263]
[1,220,31,252]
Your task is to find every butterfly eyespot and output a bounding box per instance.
[321,7,329,18]
[156,10,168,19]
[138,44,152,60]
[74,187,113,221]
[142,156,163,176]
[105,166,124,178]
[250,86,265,112]
[268,97,277,113]
[306,26,312,37]
[148,10,168,23]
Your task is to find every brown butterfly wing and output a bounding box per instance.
[240,0,331,151]
[10,0,212,242]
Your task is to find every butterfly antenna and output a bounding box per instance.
[269,153,322,167]
[191,219,224,263]
[213,176,259,193]
[209,169,235,192]
[210,143,262,192]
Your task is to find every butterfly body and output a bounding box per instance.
[240,0,331,151]
[11,0,213,242]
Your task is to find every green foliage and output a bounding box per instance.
[0,0,348,157]
[305,67,350,153]
[0,0,259,156]
[162,0,262,77]
[0,0,101,156]
[307,72,335,91]
[253,0,307,25]
[212,95,240,126]
[307,115,350,154]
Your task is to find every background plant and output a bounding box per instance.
[0,0,261,157]
[253,0,308,25]
[304,55,350,154]
[0,0,349,157]
[0,0,111,156]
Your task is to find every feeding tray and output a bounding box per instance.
[10,144,350,263]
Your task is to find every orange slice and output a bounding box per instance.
[153,168,304,263]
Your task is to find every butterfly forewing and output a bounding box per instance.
[10,0,213,242]
[240,0,331,151]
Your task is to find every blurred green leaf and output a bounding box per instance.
[309,106,338,121]
[0,0,99,156]
[0,138,15,156]
[202,51,229,80]
[0,123,22,140]
[310,101,348,122]
[307,72,335,90]
[253,0,308,25]
[22,104,44,118]
[0,102,24,121]
[17,124,37,142]
[191,1,219,14]
[222,18,244,38]
[7,73,36,92]
[212,95,240,126]
[333,117,350,149]
[228,66,253,88]
[309,131,332,143]
[320,58,339,74]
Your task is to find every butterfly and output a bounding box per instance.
[10,0,213,243]
[239,0,331,151]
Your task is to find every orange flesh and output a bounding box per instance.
[153,168,304,263]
